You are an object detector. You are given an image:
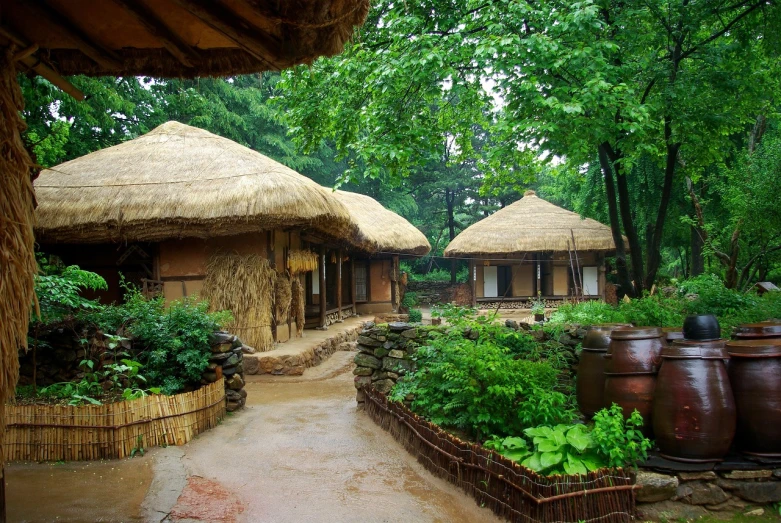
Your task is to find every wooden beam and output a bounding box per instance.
[391,255,399,312]
[28,1,123,70]
[319,247,327,328]
[470,259,477,308]
[350,256,356,312]
[171,0,281,70]
[336,249,343,320]
[112,0,198,68]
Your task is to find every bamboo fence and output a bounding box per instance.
[5,381,225,461]
[362,386,637,523]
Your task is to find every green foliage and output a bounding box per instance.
[405,266,469,283]
[401,291,419,308]
[408,309,423,323]
[530,293,546,315]
[679,274,757,317]
[32,255,107,325]
[390,315,573,440]
[94,287,232,395]
[549,301,625,326]
[592,404,653,469]
[486,424,606,476]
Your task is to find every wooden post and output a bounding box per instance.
[536,256,542,296]
[391,255,399,312]
[470,259,477,307]
[319,246,326,328]
[336,249,343,321]
[351,257,357,313]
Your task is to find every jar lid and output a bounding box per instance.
[671,339,726,349]
[734,321,781,338]
[725,338,781,357]
[609,327,663,340]
[661,344,727,359]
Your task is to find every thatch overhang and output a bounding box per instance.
[34,121,353,243]
[330,190,431,256]
[1,0,369,77]
[444,191,627,258]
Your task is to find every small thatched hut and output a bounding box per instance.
[444,191,626,307]
[35,121,354,348]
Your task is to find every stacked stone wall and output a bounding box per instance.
[405,281,472,306]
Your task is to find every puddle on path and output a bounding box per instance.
[6,457,152,522]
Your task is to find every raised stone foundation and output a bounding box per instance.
[243,325,362,376]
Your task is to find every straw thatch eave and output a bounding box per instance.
[34,121,352,244]
[1,0,369,77]
[444,191,627,258]
[329,190,431,256]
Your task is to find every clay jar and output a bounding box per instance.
[576,324,631,418]
[734,321,781,340]
[652,344,735,462]
[603,373,656,436]
[682,314,721,341]
[604,327,664,373]
[725,339,781,457]
[662,327,684,346]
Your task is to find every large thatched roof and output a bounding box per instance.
[34,121,352,243]
[444,191,626,257]
[331,190,431,256]
[1,0,369,77]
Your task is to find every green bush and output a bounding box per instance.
[592,404,652,468]
[401,291,419,309]
[679,274,757,317]
[549,301,624,325]
[390,326,573,441]
[32,255,107,326]
[407,308,423,323]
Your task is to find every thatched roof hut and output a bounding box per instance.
[444,191,625,258]
[34,121,352,243]
[2,0,369,77]
[331,190,431,256]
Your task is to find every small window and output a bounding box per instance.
[355,265,368,302]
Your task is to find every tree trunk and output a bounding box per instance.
[597,144,634,296]
[613,156,645,293]
[446,188,457,284]
[691,224,704,276]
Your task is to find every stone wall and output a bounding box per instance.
[353,322,421,403]
[636,469,781,519]
[405,281,472,306]
[204,331,248,412]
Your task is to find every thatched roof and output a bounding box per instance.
[331,190,431,256]
[1,0,369,77]
[34,121,352,243]
[444,191,626,257]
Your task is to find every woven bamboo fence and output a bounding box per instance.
[362,386,637,523]
[5,381,225,461]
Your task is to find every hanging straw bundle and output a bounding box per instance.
[275,272,293,324]
[1,52,37,465]
[202,253,275,351]
[291,277,306,337]
[287,249,318,275]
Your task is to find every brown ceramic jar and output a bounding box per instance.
[576,324,631,418]
[652,344,735,462]
[725,339,781,457]
[605,327,664,373]
[734,321,781,340]
[603,372,656,436]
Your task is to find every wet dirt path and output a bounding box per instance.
[166,351,500,522]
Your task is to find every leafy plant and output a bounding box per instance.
[530,293,546,316]
[486,424,606,476]
[408,308,423,323]
[678,274,757,317]
[401,291,419,308]
[32,255,107,325]
[591,404,653,468]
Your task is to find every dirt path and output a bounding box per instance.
[6,351,499,522]
[153,351,500,522]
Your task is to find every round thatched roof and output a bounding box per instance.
[444,191,626,257]
[34,121,352,243]
[331,190,431,256]
[2,0,369,77]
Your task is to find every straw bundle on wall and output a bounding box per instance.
[291,278,306,337]
[288,249,319,275]
[444,190,628,257]
[275,273,293,324]
[1,52,37,465]
[331,190,431,255]
[202,254,275,351]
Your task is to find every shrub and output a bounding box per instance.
[549,301,624,325]
[401,291,419,308]
[390,327,573,441]
[32,255,107,326]
[679,274,757,317]
[407,308,423,323]
[591,404,652,468]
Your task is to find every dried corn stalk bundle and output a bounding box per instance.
[291,277,306,337]
[275,272,293,324]
[202,254,275,351]
[287,249,318,275]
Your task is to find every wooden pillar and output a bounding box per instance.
[390,255,399,312]
[319,246,327,328]
[336,249,343,321]
[469,259,477,307]
[598,253,607,300]
[350,257,357,313]
[1,53,37,522]
[536,256,542,296]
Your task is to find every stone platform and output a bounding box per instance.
[242,316,365,376]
